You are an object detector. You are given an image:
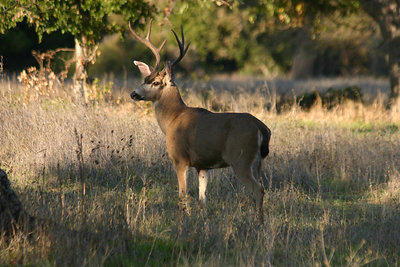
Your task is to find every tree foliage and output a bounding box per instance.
[1,0,156,103]
[168,1,280,75]
[1,0,154,45]
[162,0,360,75]
[164,0,399,104]
[359,0,400,106]
[1,0,399,105]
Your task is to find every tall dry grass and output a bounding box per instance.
[0,76,399,266]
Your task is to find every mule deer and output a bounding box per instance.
[129,20,271,223]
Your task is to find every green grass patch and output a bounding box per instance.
[106,237,185,267]
[349,121,399,134]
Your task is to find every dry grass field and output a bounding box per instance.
[1,76,400,266]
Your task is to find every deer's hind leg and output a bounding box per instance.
[225,129,264,224]
[252,152,265,223]
[232,161,264,223]
[225,128,265,223]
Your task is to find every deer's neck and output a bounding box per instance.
[154,85,187,134]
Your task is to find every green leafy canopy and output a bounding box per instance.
[0,0,155,45]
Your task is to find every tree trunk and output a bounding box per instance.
[73,38,90,103]
[388,36,400,107]
[73,37,98,104]
[0,169,23,231]
[290,28,316,79]
[0,169,36,236]
[360,0,400,108]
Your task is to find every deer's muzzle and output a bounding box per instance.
[131,91,144,101]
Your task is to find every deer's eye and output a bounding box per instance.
[152,81,160,86]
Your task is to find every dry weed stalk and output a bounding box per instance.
[18,66,58,102]
[74,128,86,223]
[17,48,74,104]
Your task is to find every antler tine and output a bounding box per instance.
[145,19,152,40]
[171,25,191,68]
[129,19,166,75]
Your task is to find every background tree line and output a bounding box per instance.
[1,0,399,106]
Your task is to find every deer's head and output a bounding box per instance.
[130,20,190,102]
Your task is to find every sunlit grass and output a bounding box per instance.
[1,78,399,266]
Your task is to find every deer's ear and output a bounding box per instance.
[164,62,175,85]
[134,61,152,77]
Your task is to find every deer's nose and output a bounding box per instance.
[131,91,144,101]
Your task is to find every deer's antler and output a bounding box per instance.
[129,19,167,77]
[171,25,191,69]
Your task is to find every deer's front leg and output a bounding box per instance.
[175,164,189,216]
[198,170,208,209]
